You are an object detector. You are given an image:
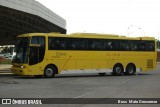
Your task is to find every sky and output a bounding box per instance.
[36,0,160,39]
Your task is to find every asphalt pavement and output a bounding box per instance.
[0,64,160,107]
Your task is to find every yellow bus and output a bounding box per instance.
[11,33,157,78]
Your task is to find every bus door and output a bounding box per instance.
[28,36,45,75]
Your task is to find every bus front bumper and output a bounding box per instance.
[11,65,28,75]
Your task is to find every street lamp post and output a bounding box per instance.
[127,25,133,36]
[158,33,160,52]
[138,28,145,36]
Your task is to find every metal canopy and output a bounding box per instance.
[0,5,66,45]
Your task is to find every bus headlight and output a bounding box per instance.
[21,66,26,69]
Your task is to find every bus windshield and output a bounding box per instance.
[12,37,29,63]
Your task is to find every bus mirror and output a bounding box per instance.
[29,44,41,47]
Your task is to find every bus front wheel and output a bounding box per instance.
[44,65,56,78]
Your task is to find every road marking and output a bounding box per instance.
[75,91,97,98]
[121,79,129,84]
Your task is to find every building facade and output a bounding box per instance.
[0,0,66,45]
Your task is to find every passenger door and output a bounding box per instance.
[28,36,45,75]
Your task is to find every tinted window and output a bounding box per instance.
[103,40,118,51]
[87,39,102,50]
[49,37,67,50]
[31,37,38,44]
[68,38,86,50]
[103,40,113,50]
[137,41,146,51]
[146,41,155,51]
[31,36,45,47]
[48,37,155,51]
[119,40,130,51]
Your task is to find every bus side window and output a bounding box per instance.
[49,38,56,50]
[50,40,55,50]
[49,37,68,50]
[68,38,86,50]
[87,40,93,50]
[71,43,76,49]
[147,41,155,51]
[69,42,76,49]
[104,41,112,50]
[133,45,138,51]
[68,39,76,50]
[119,40,129,51]
[59,40,66,50]
[78,40,86,50]
[139,41,146,51]
[95,40,102,50]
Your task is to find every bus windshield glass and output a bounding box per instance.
[12,37,29,63]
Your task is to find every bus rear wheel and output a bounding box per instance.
[112,64,123,76]
[44,65,56,78]
[125,64,136,75]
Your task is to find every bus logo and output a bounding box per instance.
[2,99,11,104]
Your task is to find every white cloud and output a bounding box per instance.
[37,0,160,39]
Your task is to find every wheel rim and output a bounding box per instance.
[115,67,122,74]
[45,68,53,77]
[128,67,134,74]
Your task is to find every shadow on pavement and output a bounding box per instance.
[7,72,154,80]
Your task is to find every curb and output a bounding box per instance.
[0,70,11,73]
[0,72,14,77]
[0,72,13,75]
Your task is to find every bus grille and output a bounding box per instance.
[147,60,153,68]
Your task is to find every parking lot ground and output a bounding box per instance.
[0,64,160,107]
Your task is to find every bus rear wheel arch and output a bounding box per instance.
[44,64,58,78]
[112,63,124,76]
[125,63,136,75]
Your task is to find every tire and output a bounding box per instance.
[98,73,106,76]
[44,65,56,78]
[125,64,136,75]
[112,64,123,76]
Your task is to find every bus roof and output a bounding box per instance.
[71,33,119,37]
[17,32,155,40]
